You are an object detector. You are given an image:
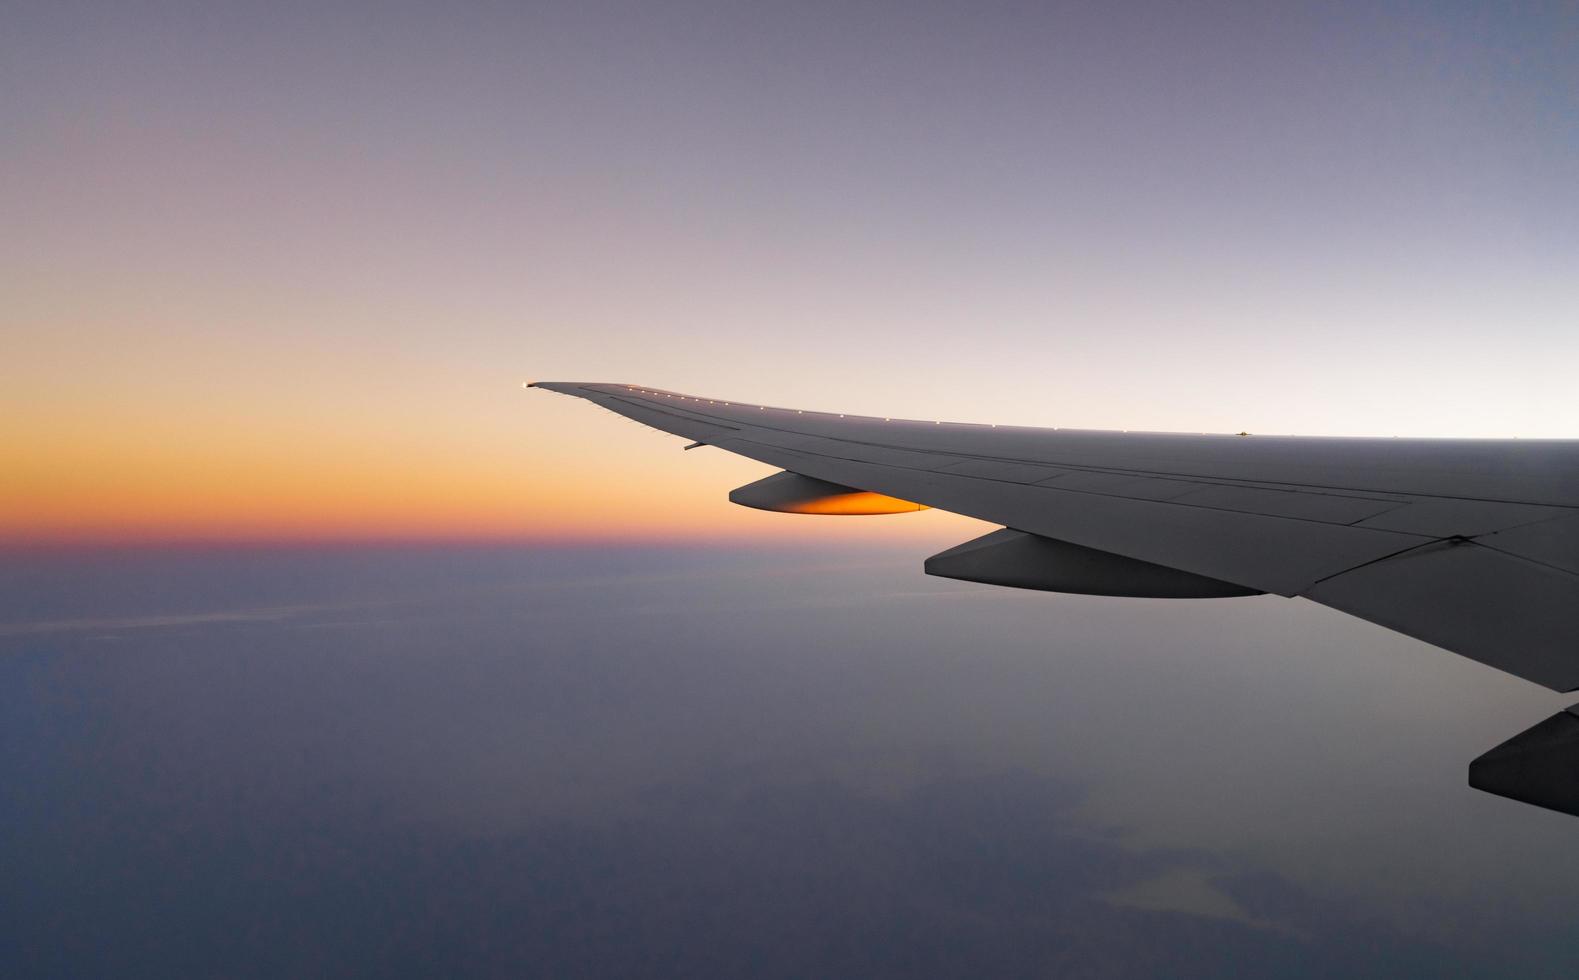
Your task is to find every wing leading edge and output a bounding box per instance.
[530,382,1579,693]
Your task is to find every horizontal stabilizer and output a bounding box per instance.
[924,528,1263,598]
[1469,705,1579,818]
[729,471,927,515]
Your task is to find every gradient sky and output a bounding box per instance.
[5,1,1576,544]
[5,546,1579,976]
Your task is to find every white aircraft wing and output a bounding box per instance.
[531,382,1579,694]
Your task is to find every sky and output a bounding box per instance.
[5,8,1579,974]
[4,0,1577,544]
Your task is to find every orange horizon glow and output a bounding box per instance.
[1,378,984,549]
[0,512,984,552]
[7,3,1576,552]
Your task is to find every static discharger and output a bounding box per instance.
[729,471,928,515]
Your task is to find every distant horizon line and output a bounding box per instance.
[0,532,931,555]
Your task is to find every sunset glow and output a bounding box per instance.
[5,3,1575,549]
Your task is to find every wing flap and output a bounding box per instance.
[1305,540,1579,690]
[1479,514,1579,576]
[1354,499,1566,537]
[1170,484,1402,524]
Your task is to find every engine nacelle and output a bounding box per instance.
[925,528,1262,598]
[729,471,928,515]
[1469,705,1579,818]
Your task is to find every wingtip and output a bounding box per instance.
[529,381,632,395]
[524,381,594,397]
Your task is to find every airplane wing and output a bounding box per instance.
[530,382,1579,695]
